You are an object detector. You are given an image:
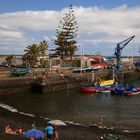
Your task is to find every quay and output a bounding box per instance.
[0,69,140,95]
[37,71,140,94]
[0,77,36,95]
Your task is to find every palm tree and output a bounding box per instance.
[38,40,48,66]
[22,53,31,67]
[24,44,40,67]
[38,40,48,56]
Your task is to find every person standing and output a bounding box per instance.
[91,70,95,83]
[45,124,54,140]
[52,124,58,140]
[99,115,104,127]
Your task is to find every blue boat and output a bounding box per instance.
[11,68,31,75]
[110,86,136,95]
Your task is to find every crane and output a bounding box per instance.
[114,35,135,71]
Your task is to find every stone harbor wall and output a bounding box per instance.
[31,71,140,94]
[0,77,36,95]
[0,71,140,95]
[31,75,90,94]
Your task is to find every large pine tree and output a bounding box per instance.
[54,5,78,60]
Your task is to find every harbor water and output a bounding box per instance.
[0,79,140,133]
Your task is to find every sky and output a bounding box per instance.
[0,0,140,56]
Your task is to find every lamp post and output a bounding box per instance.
[132,43,135,65]
[49,56,52,70]
[79,44,84,75]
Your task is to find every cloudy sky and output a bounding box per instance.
[0,0,140,56]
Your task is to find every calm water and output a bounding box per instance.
[0,79,140,131]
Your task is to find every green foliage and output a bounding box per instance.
[54,5,78,60]
[38,40,48,56]
[23,40,48,67]
[39,59,48,68]
[24,43,40,67]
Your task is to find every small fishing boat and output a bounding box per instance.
[79,86,96,93]
[99,79,114,87]
[73,67,100,73]
[79,83,123,94]
[79,69,123,94]
[11,68,31,75]
[96,87,110,93]
[110,88,124,95]
[124,91,140,96]
[111,86,140,96]
[136,87,140,91]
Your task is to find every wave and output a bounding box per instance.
[19,111,35,117]
[0,102,140,134]
[123,130,140,133]
[0,102,50,120]
[0,102,36,117]
[0,103,18,113]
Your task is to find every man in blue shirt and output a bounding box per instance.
[45,124,54,140]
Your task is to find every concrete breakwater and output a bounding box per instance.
[115,71,140,83]
[31,74,90,94]
[0,74,91,95]
[0,71,140,95]
[96,71,140,83]
[32,71,140,94]
[0,77,36,95]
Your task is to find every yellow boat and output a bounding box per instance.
[100,80,114,86]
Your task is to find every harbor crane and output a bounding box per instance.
[114,35,135,71]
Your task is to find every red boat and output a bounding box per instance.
[136,87,140,91]
[79,86,119,94]
[124,91,140,96]
[124,93,133,96]
[79,86,96,93]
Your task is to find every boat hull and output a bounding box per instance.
[124,91,140,96]
[79,83,123,94]
[11,68,30,75]
[79,86,96,93]
[111,87,140,96]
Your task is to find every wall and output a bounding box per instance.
[31,75,90,94]
[0,77,36,95]
[0,71,140,95]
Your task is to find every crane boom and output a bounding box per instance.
[114,35,135,71]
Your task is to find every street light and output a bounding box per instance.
[78,44,84,75]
